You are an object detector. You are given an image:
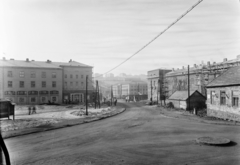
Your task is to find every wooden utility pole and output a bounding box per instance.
[86,75,88,115]
[150,80,153,102]
[98,83,101,108]
[188,65,190,111]
[95,80,97,109]
[111,85,113,106]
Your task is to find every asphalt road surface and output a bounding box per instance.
[3,102,240,165]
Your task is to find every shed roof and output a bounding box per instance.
[207,66,240,87]
[168,90,201,101]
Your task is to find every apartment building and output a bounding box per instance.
[121,82,148,101]
[0,58,93,105]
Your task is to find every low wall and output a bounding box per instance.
[207,109,240,122]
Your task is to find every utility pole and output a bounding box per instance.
[85,75,88,115]
[111,85,113,106]
[188,65,190,111]
[95,80,97,109]
[157,79,159,105]
[150,80,153,102]
[98,84,101,108]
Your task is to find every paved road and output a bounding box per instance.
[4,102,240,165]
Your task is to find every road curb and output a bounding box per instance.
[2,107,126,139]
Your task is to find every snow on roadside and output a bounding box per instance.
[0,106,113,132]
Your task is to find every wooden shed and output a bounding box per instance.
[167,90,206,110]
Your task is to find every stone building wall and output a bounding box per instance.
[207,86,240,121]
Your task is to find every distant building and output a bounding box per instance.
[206,66,240,121]
[167,90,206,110]
[121,82,148,101]
[147,69,172,103]
[0,58,94,105]
[112,84,122,99]
[105,73,114,78]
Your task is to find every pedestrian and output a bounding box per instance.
[114,99,117,106]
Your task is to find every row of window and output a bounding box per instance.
[7,71,88,79]
[17,96,58,103]
[7,71,57,78]
[5,91,59,96]
[8,81,57,88]
[64,82,84,87]
[210,91,239,107]
[64,74,85,79]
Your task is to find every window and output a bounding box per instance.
[70,82,73,87]
[19,71,25,78]
[64,82,67,87]
[20,81,24,88]
[70,74,73,78]
[8,71,13,77]
[41,97,46,103]
[19,97,25,103]
[30,71,36,78]
[81,82,84,86]
[210,91,216,105]
[52,96,57,102]
[76,82,78,86]
[81,75,83,79]
[42,72,46,78]
[76,75,78,79]
[30,97,36,103]
[52,72,56,78]
[232,91,239,107]
[65,74,67,78]
[220,91,226,105]
[42,81,46,88]
[31,81,36,88]
[8,81,12,88]
[52,81,56,87]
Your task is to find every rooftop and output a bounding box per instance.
[0,58,92,69]
[168,90,201,101]
[207,66,240,87]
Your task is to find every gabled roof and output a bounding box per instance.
[207,66,240,87]
[168,90,203,101]
[0,59,92,69]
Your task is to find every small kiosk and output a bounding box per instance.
[0,99,15,120]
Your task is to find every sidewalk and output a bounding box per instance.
[1,105,126,139]
[156,106,240,126]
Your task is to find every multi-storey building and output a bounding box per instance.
[121,82,148,101]
[147,69,172,103]
[165,55,240,98]
[0,58,94,105]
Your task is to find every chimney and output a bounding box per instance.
[182,66,185,69]
[46,59,51,63]
[69,59,72,63]
[223,58,227,62]
[26,58,29,62]
[172,68,175,71]
[193,64,197,68]
[207,61,210,66]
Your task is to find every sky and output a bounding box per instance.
[1,0,240,76]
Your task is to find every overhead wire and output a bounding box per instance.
[93,0,204,79]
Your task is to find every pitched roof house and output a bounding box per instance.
[206,66,240,121]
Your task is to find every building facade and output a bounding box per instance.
[165,56,240,98]
[206,66,240,121]
[0,58,94,105]
[121,82,148,101]
[147,69,172,103]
